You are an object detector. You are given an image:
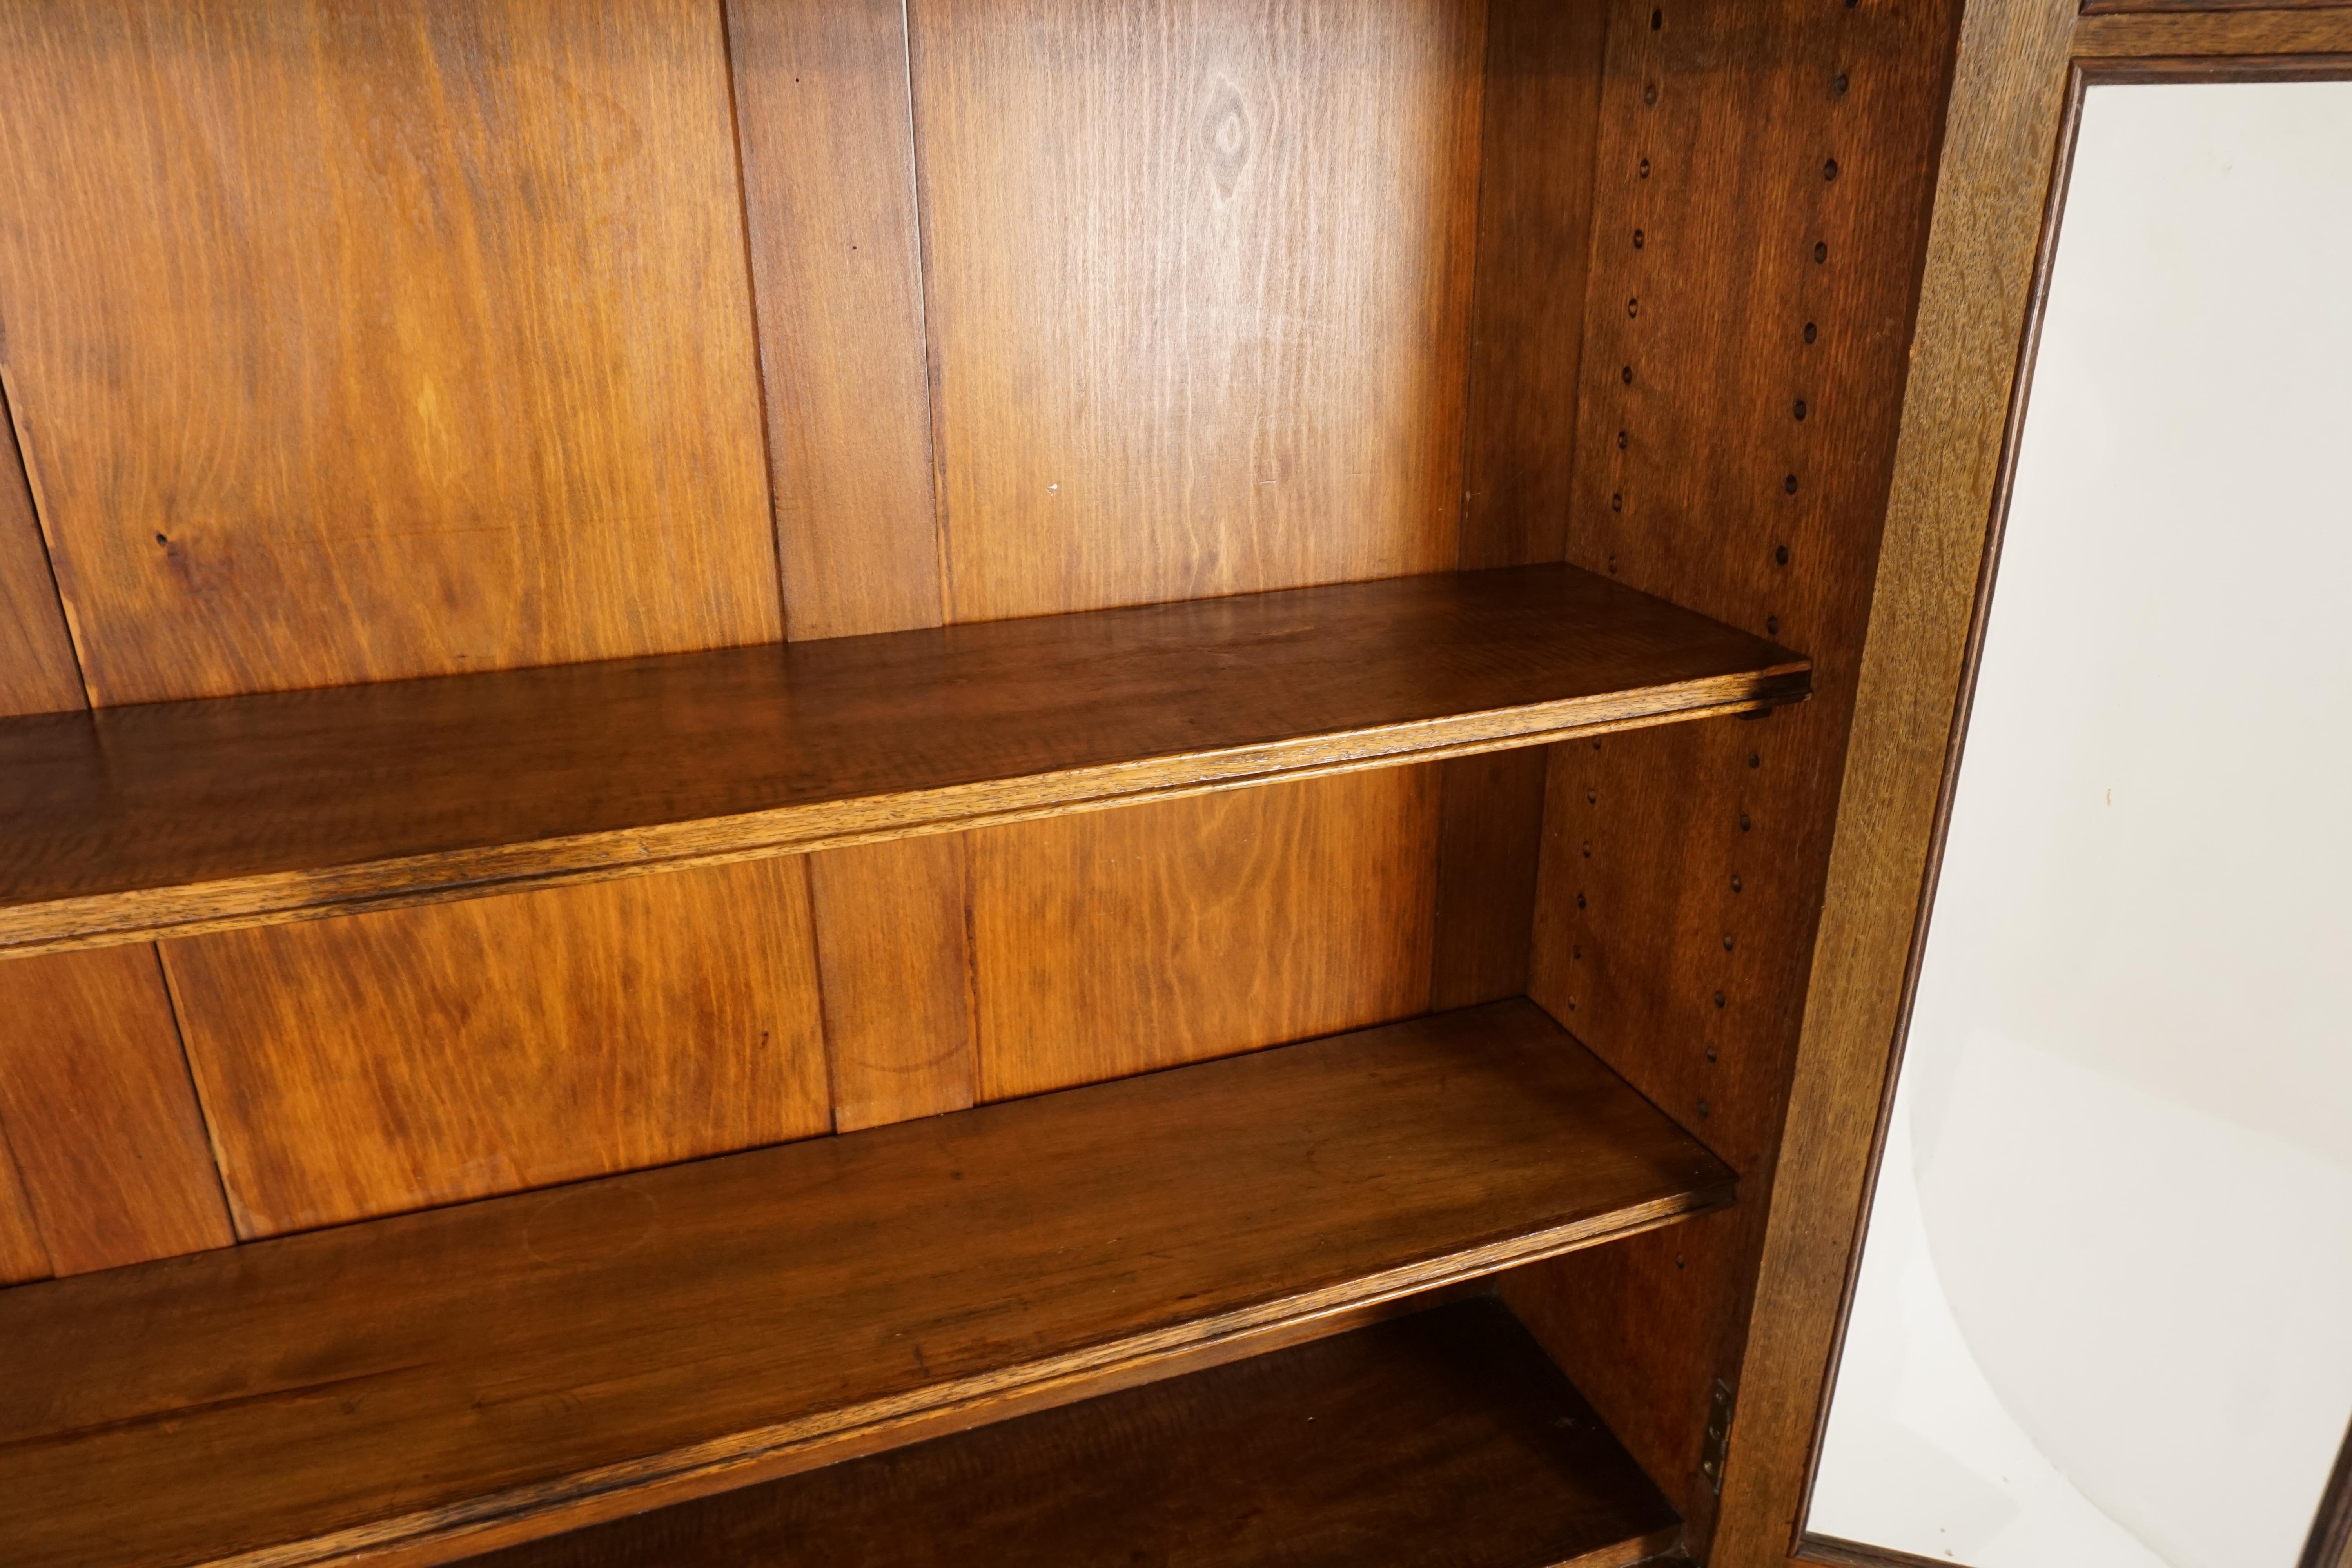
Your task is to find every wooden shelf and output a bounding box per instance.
[0,564,1807,956]
[0,1001,1731,1568]
[466,1296,1684,1568]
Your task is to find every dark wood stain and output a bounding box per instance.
[0,1001,1733,1568]
[468,1298,1684,1568]
[0,566,1808,957]
[1508,0,1967,1546]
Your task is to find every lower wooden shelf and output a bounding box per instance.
[468,1295,1684,1568]
[0,1000,1732,1568]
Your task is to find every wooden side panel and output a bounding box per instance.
[1429,748,1550,1011]
[909,0,1485,622]
[165,861,830,1239]
[1459,0,1611,571]
[0,0,779,706]
[0,385,83,717]
[1506,0,1965,1546]
[971,771,1440,1103]
[729,0,943,642]
[0,946,232,1275]
[808,837,977,1134]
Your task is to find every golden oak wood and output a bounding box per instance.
[970,770,1437,1102]
[163,861,829,1239]
[1706,0,2082,1554]
[728,0,944,642]
[0,945,232,1275]
[1430,748,1552,1011]
[1512,0,1965,1544]
[908,0,1485,622]
[467,1298,1684,1568]
[0,1002,1735,1568]
[0,384,82,717]
[1459,0,1611,572]
[0,0,778,706]
[2082,0,2352,15]
[0,566,1809,958]
[807,836,976,1134]
[2071,9,2352,53]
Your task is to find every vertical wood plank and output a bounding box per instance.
[971,771,1440,1103]
[0,946,233,1276]
[0,1135,47,1286]
[1509,0,1968,1544]
[165,861,831,1239]
[1428,747,1551,1011]
[728,0,944,641]
[0,384,84,717]
[808,836,977,1133]
[0,0,779,705]
[909,0,1486,622]
[1458,0,1611,570]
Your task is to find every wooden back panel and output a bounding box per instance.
[912,0,1485,622]
[1497,0,1965,1547]
[0,0,1514,1264]
[0,0,780,708]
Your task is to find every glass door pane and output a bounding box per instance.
[1806,77,2352,1568]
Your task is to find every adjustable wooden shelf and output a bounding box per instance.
[0,565,1805,954]
[8,0,2297,1564]
[2,1005,1728,1568]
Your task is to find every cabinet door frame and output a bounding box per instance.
[1709,0,2352,1561]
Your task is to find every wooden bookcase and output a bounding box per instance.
[1,2,2340,1566]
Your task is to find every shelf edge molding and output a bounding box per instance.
[0,1001,1735,1568]
[0,566,1809,958]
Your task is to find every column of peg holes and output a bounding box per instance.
[1504,0,1965,1548]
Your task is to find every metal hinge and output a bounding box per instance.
[1699,1377,1736,1494]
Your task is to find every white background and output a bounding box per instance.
[1807,79,2352,1566]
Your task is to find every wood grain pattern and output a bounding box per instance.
[808,836,975,1134]
[1430,748,1552,1011]
[0,384,83,717]
[728,0,943,641]
[1797,1534,1965,1568]
[1459,0,1612,571]
[0,1122,53,1286]
[1704,0,2081,1555]
[163,861,829,1239]
[467,1298,1684,1568]
[0,565,1809,957]
[2082,0,2352,17]
[970,770,1437,1102]
[0,0,778,706]
[2071,9,2352,53]
[0,1001,1735,1568]
[1515,0,1967,1547]
[909,0,1486,621]
[0,945,232,1274]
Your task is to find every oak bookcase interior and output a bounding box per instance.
[0,0,1966,1565]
